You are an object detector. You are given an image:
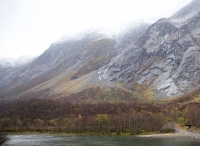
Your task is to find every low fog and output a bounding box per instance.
[0,0,192,59]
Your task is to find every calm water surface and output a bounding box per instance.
[3,134,200,146]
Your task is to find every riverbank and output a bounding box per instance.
[5,131,155,137]
[5,132,138,136]
[4,123,200,139]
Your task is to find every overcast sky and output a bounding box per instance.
[0,0,192,59]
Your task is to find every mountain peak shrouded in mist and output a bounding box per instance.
[0,56,34,68]
[0,0,192,59]
[0,0,200,101]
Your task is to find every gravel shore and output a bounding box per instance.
[138,126,200,139]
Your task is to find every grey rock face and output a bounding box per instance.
[99,1,200,97]
[170,0,200,28]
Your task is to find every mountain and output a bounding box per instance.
[99,0,200,97]
[0,56,34,68]
[0,32,118,100]
[0,0,200,101]
[0,56,34,89]
[170,0,200,27]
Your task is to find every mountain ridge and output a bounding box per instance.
[0,0,200,101]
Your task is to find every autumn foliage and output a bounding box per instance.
[0,88,200,134]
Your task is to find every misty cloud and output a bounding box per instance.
[0,0,192,59]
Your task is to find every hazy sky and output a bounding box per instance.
[0,0,192,59]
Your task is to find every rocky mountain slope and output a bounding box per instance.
[0,32,118,99]
[99,0,200,96]
[0,0,199,101]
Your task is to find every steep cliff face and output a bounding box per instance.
[99,0,200,96]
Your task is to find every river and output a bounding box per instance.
[3,134,200,146]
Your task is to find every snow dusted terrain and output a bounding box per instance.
[0,56,34,68]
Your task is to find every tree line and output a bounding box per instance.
[0,95,200,134]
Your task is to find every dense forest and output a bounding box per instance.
[0,88,200,135]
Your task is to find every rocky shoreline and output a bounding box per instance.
[138,123,200,139]
[138,133,200,139]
